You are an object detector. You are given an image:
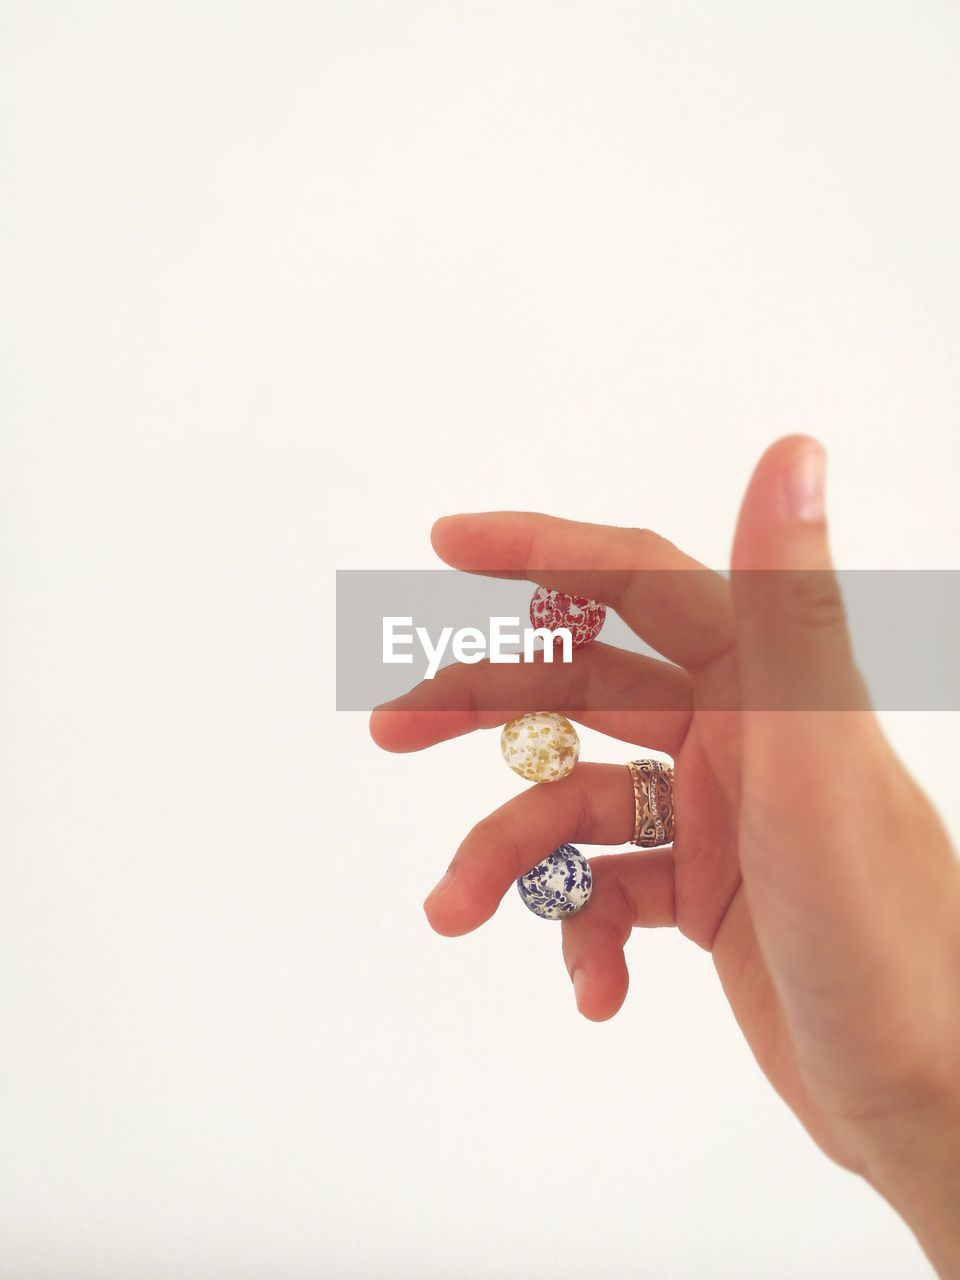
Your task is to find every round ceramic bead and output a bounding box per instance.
[517,844,593,920]
[529,586,606,649]
[500,711,580,783]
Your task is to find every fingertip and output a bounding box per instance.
[430,511,535,566]
[571,962,628,1021]
[430,513,454,542]
[371,706,473,752]
[422,900,466,937]
[754,433,826,475]
[422,889,456,935]
[732,433,831,572]
[430,514,469,562]
[423,876,496,936]
[368,705,386,744]
[368,706,408,752]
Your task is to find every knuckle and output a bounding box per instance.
[467,811,502,849]
[776,570,848,631]
[629,526,676,558]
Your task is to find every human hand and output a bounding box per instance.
[370,435,960,1277]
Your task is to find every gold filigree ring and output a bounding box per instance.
[627,759,675,847]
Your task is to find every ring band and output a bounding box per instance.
[627,759,675,847]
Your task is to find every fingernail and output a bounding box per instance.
[781,444,827,523]
[572,968,587,1008]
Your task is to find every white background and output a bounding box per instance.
[2,3,959,1277]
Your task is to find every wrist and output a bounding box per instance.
[864,1088,960,1279]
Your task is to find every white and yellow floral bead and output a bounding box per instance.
[500,711,580,783]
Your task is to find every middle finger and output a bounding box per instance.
[371,642,693,755]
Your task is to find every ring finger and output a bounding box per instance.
[423,762,675,936]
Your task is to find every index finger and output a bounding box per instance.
[431,511,736,672]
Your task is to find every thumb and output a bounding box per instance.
[732,435,890,1003]
[729,435,888,992]
[730,434,869,713]
[727,438,960,1144]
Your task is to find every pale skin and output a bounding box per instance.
[369,435,960,1278]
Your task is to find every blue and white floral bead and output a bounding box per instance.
[516,845,593,920]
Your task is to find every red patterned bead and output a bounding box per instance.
[529,587,606,649]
